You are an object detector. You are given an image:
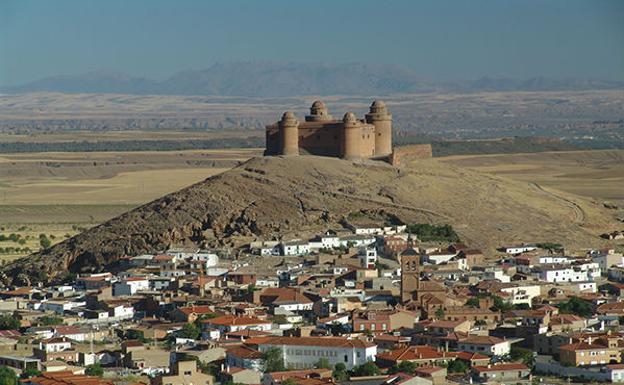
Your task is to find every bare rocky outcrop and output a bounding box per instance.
[2,155,618,285]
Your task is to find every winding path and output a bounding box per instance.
[530,182,586,225]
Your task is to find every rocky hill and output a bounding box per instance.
[1,155,618,284]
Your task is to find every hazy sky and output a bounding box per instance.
[1,0,623,86]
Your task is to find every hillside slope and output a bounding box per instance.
[1,155,618,284]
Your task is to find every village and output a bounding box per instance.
[0,219,623,385]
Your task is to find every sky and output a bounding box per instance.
[1,0,623,86]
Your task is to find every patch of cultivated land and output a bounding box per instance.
[0,148,260,260]
[439,150,624,207]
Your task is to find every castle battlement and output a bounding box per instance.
[264,100,393,160]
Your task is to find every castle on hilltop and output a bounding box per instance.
[264,100,393,160]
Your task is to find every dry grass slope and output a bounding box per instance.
[1,155,619,284]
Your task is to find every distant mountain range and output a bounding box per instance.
[5,62,624,96]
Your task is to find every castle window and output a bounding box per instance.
[362,135,365,139]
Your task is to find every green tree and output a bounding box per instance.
[0,315,20,330]
[492,296,513,312]
[465,298,479,308]
[558,297,593,318]
[0,366,17,385]
[388,360,417,374]
[351,361,380,377]
[316,357,331,369]
[179,322,201,340]
[333,363,348,381]
[19,368,41,379]
[262,347,285,372]
[85,363,103,377]
[447,359,469,373]
[39,234,51,249]
[510,346,535,368]
[38,315,63,326]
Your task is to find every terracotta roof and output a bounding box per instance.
[450,351,490,361]
[205,315,271,327]
[246,336,374,349]
[226,345,263,359]
[226,329,272,338]
[559,342,608,351]
[474,363,528,373]
[177,305,213,316]
[27,371,114,385]
[377,346,455,362]
[460,336,506,345]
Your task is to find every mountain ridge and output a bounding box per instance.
[6,62,624,97]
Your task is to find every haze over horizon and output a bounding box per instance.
[1,0,623,89]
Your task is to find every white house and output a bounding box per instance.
[112,277,150,296]
[203,315,273,334]
[484,269,511,283]
[41,300,86,314]
[108,303,134,319]
[535,265,587,283]
[338,235,376,248]
[282,240,311,256]
[499,283,541,305]
[424,250,457,265]
[256,277,280,288]
[39,337,72,353]
[457,336,511,357]
[358,247,378,269]
[504,245,537,254]
[255,336,377,370]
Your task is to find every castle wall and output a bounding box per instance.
[359,126,376,158]
[265,124,280,155]
[389,144,433,166]
[297,123,342,156]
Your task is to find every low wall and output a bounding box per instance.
[389,144,433,166]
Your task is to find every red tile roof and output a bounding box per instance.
[246,336,374,349]
[226,345,263,359]
[26,371,114,385]
[205,315,271,327]
[177,305,213,316]
[377,346,455,362]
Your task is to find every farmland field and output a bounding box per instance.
[0,148,260,260]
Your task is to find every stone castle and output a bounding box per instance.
[264,100,393,160]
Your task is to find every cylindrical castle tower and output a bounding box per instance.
[279,111,299,156]
[305,100,333,122]
[365,100,392,156]
[341,112,361,160]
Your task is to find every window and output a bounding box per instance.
[344,355,348,362]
